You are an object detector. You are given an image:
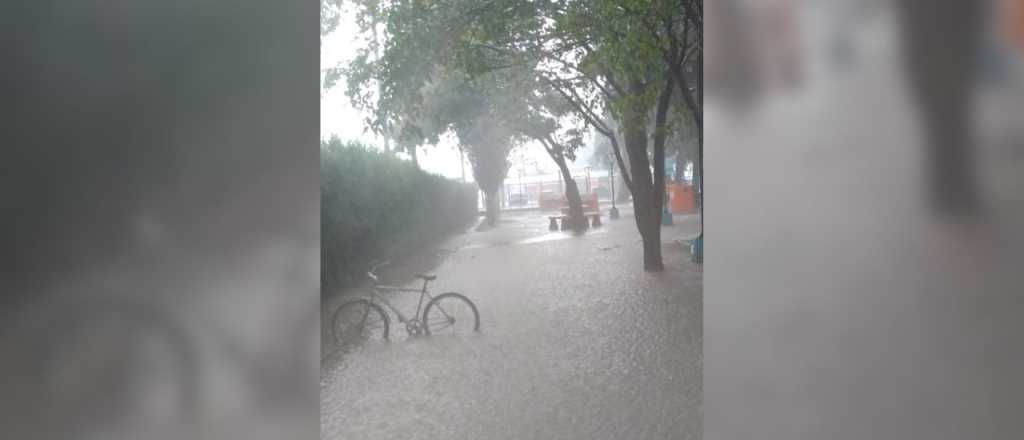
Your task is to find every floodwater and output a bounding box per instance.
[321,209,702,439]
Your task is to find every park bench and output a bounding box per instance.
[547,211,602,231]
[546,192,602,230]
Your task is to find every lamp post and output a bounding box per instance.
[608,154,619,219]
[518,167,525,200]
[520,158,536,205]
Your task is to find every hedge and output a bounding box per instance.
[321,138,477,294]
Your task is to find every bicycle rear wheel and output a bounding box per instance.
[331,299,390,346]
[422,292,479,336]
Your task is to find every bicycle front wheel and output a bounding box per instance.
[331,299,390,346]
[422,292,479,335]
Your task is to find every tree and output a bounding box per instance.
[409,0,593,231]
[414,68,521,227]
[526,92,590,231]
[335,0,596,231]
[328,0,703,269]
[526,0,697,270]
[408,0,702,269]
[496,70,591,231]
[442,78,518,226]
[442,66,588,229]
[320,0,342,37]
[322,0,399,155]
[665,89,699,185]
[327,1,517,224]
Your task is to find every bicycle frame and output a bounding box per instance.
[365,280,435,324]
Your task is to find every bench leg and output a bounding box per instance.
[559,217,568,231]
[549,218,558,231]
[591,214,601,228]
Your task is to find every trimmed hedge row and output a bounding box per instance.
[321,138,477,294]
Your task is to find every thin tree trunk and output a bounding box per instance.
[652,76,675,225]
[540,136,586,231]
[696,129,703,218]
[554,154,586,231]
[697,59,704,231]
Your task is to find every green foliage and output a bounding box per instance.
[320,0,342,36]
[320,137,477,294]
[339,2,528,202]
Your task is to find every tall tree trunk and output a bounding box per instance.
[623,82,664,271]
[484,188,500,226]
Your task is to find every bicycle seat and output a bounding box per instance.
[415,273,436,281]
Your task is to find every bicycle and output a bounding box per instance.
[330,261,480,346]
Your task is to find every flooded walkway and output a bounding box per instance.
[321,208,702,439]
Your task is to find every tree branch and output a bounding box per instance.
[542,76,634,192]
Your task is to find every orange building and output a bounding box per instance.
[667,182,697,214]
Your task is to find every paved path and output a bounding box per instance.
[321,207,702,440]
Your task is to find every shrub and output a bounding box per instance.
[321,138,477,294]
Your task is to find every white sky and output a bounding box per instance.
[319,10,601,181]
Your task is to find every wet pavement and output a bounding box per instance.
[321,206,702,439]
